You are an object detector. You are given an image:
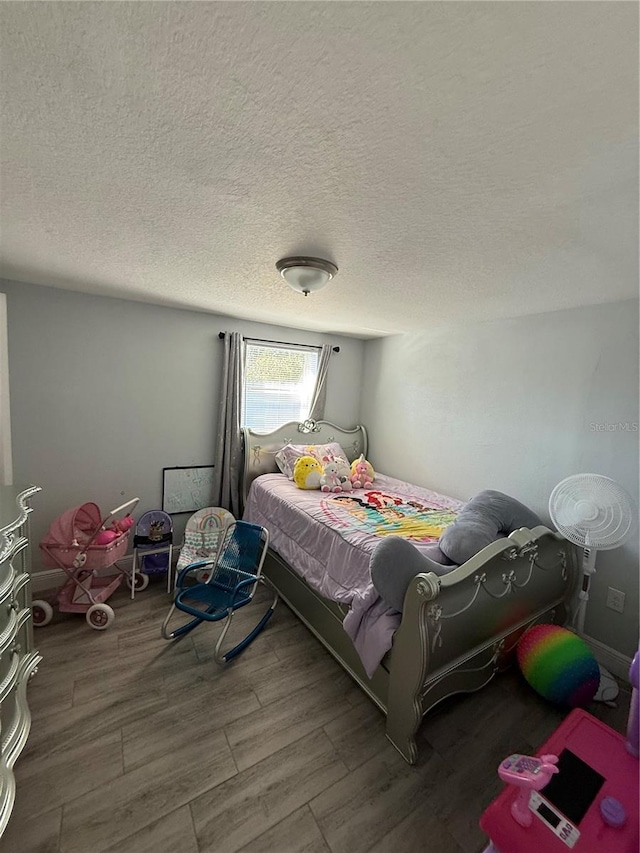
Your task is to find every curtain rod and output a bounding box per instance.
[218,332,339,353]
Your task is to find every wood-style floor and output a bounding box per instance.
[3,579,631,853]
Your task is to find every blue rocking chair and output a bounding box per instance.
[161,520,277,663]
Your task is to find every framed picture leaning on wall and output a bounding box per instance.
[162,465,215,514]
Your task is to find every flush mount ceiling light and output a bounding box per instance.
[276,256,338,296]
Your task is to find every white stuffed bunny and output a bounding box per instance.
[334,456,353,492]
[320,460,343,493]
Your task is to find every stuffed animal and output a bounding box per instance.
[333,456,353,492]
[114,515,135,534]
[293,455,324,490]
[95,529,119,545]
[320,460,343,493]
[95,514,135,545]
[350,454,375,489]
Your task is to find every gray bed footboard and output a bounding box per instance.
[386,525,578,763]
[262,525,577,766]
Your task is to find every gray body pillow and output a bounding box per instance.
[370,490,542,613]
[439,489,541,565]
[370,538,456,613]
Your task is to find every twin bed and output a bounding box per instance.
[242,420,578,765]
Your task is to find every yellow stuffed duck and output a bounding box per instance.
[293,455,324,490]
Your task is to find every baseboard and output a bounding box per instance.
[30,555,135,594]
[30,567,72,593]
[582,633,632,684]
[29,552,181,594]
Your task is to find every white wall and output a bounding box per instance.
[2,279,364,559]
[361,300,639,658]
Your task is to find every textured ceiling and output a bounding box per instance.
[0,2,637,338]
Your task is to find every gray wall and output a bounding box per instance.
[2,279,365,557]
[360,300,639,658]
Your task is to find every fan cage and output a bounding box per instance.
[549,474,634,550]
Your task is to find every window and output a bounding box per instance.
[242,341,319,431]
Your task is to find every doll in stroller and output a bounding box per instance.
[32,498,139,630]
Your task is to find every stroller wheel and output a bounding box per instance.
[86,603,115,630]
[126,572,150,592]
[32,600,54,627]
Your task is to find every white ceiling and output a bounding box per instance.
[0,3,637,338]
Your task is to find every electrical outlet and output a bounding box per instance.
[606,587,625,614]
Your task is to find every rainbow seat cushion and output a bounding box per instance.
[517,624,600,708]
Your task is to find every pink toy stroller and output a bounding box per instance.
[32,498,139,630]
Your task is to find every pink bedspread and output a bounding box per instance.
[243,473,464,676]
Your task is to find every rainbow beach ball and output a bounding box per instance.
[517,624,600,708]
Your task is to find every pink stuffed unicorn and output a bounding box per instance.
[350,454,375,489]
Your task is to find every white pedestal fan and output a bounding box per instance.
[549,473,635,703]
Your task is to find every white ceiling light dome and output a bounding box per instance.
[276,257,338,296]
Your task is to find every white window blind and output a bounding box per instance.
[243,341,320,431]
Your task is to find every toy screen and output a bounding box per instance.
[536,801,561,828]
[541,749,605,825]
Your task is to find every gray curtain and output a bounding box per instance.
[307,344,333,421]
[212,331,244,517]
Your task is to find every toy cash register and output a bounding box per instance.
[498,753,560,828]
[480,709,639,853]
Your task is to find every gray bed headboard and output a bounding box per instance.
[241,419,368,504]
